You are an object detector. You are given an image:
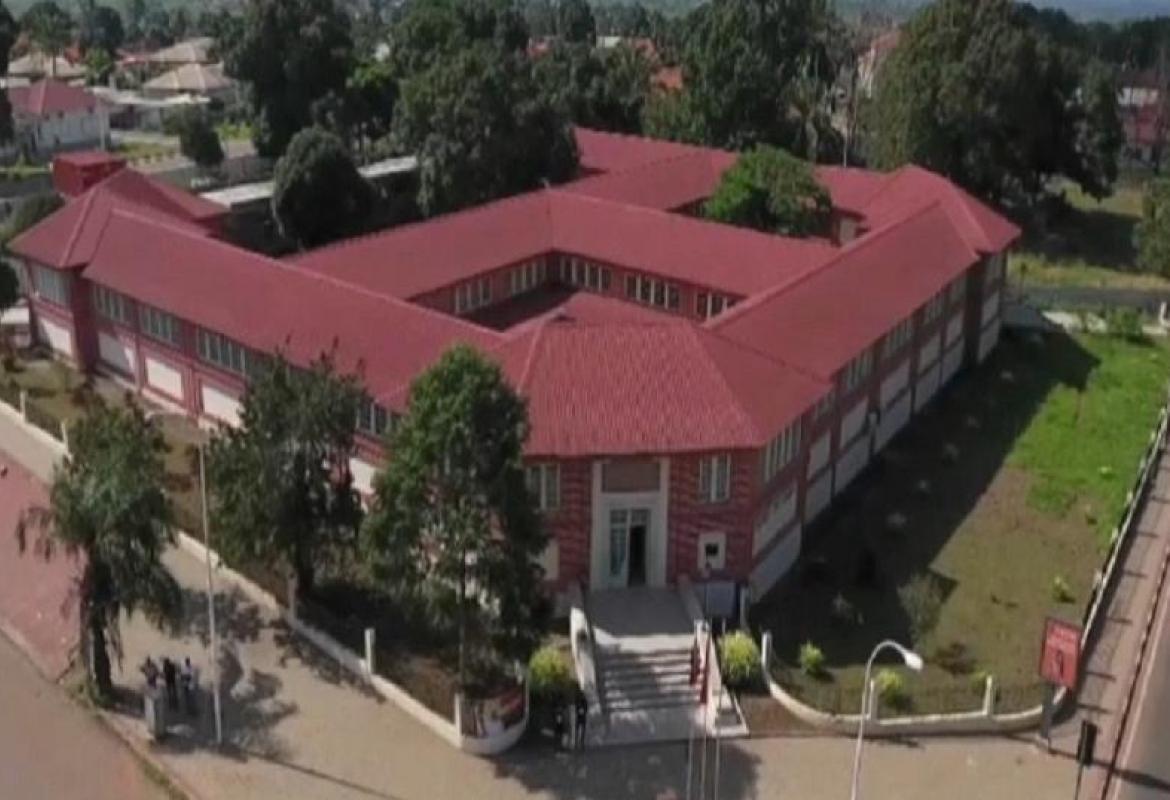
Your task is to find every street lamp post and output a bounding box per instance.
[850,640,924,800]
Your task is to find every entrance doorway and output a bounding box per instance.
[628,519,647,586]
[607,507,651,588]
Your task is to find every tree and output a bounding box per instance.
[533,41,651,134]
[393,45,578,217]
[554,0,594,44]
[704,145,832,237]
[224,0,354,158]
[385,0,528,79]
[0,1,15,145]
[16,403,180,698]
[21,1,73,75]
[78,3,124,56]
[83,47,114,85]
[363,345,547,686]
[867,0,1123,206]
[0,193,64,246]
[176,110,225,170]
[207,351,363,598]
[272,127,373,248]
[1138,178,1170,278]
[657,0,839,153]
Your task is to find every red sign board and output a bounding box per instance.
[1039,617,1082,689]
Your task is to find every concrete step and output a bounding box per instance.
[600,647,693,665]
[603,692,701,713]
[603,678,698,701]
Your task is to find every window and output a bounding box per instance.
[698,454,731,503]
[526,463,561,511]
[762,422,801,483]
[923,291,945,324]
[454,277,491,314]
[983,254,1004,292]
[139,304,181,346]
[196,329,250,377]
[696,292,709,318]
[882,318,913,359]
[813,389,835,422]
[667,285,680,310]
[842,349,873,394]
[948,275,967,304]
[626,275,638,299]
[93,284,132,326]
[34,266,68,306]
[356,399,390,437]
[638,276,653,304]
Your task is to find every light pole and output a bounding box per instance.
[850,640,923,800]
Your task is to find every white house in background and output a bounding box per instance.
[7,51,86,84]
[143,63,237,104]
[5,79,108,160]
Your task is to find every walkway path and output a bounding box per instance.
[0,631,168,800]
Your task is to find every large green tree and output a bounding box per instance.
[1138,179,1170,278]
[704,144,832,237]
[393,44,578,217]
[17,403,180,699]
[0,2,15,145]
[21,1,73,75]
[554,0,594,44]
[223,0,354,158]
[176,110,225,170]
[272,126,374,248]
[533,41,652,134]
[78,2,124,56]
[363,345,546,686]
[867,0,1123,206]
[207,351,363,598]
[646,0,839,155]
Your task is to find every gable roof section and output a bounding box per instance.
[712,202,980,379]
[563,150,737,211]
[144,63,234,94]
[10,169,226,270]
[574,128,707,173]
[8,79,99,117]
[82,211,501,401]
[493,318,828,456]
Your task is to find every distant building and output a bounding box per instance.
[6,50,86,84]
[142,63,237,104]
[1118,69,1168,166]
[4,79,109,161]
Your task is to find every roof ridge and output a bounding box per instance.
[709,199,953,331]
[59,188,101,267]
[689,327,771,442]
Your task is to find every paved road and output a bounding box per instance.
[1111,550,1170,800]
[0,632,168,800]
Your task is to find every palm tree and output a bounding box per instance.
[17,401,180,700]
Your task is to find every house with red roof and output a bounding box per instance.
[4,79,109,160]
[8,127,1017,607]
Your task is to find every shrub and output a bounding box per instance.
[719,632,762,690]
[1051,575,1075,604]
[898,573,944,641]
[874,668,910,711]
[528,645,575,702]
[798,641,826,677]
[1105,307,1146,343]
[932,640,975,676]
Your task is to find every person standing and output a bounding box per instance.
[573,685,589,750]
[162,657,178,711]
[140,656,160,689]
[180,657,196,716]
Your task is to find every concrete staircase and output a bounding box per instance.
[598,646,699,715]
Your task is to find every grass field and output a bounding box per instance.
[754,330,1170,717]
[1009,179,1170,291]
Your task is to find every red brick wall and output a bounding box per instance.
[667,450,756,584]
[540,458,592,590]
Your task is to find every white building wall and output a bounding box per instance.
[754,484,796,557]
[840,397,869,446]
[749,524,801,599]
[945,313,964,346]
[806,433,831,479]
[875,392,912,451]
[201,383,241,427]
[97,331,135,377]
[834,435,870,496]
[804,469,832,523]
[978,318,1001,363]
[914,363,942,412]
[981,290,1001,329]
[918,334,941,372]
[879,360,910,409]
[36,315,72,357]
[144,354,183,398]
[942,340,964,384]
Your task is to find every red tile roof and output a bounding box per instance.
[8,79,100,117]
[563,150,736,211]
[493,318,828,456]
[53,150,125,168]
[574,128,706,173]
[83,210,501,402]
[10,169,225,270]
[712,202,980,379]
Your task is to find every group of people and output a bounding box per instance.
[141,655,199,717]
[553,685,590,751]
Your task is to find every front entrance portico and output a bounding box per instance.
[590,458,669,589]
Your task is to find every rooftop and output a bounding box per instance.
[8,79,100,117]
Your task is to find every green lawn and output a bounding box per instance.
[1009,179,1170,291]
[754,331,1170,717]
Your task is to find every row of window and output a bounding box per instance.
[762,422,801,483]
[699,453,732,503]
[196,329,252,377]
[695,291,735,320]
[93,284,133,326]
[842,349,874,394]
[561,256,612,293]
[526,463,561,511]
[94,285,183,348]
[922,291,945,324]
[356,399,392,437]
[813,389,836,422]
[509,260,547,296]
[453,277,492,315]
[881,318,913,360]
[626,273,681,311]
[34,265,69,306]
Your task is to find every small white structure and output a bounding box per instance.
[4,79,108,160]
[143,63,237,104]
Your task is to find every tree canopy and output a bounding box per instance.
[867,0,1123,206]
[363,345,547,684]
[272,126,374,248]
[393,44,578,217]
[78,2,124,55]
[21,1,73,70]
[555,0,595,44]
[17,402,180,698]
[176,110,225,170]
[207,351,364,598]
[0,2,15,145]
[1138,178,1170,278]
[704,145,832,237]
[533,41,652,134]
[223,0,354,158]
